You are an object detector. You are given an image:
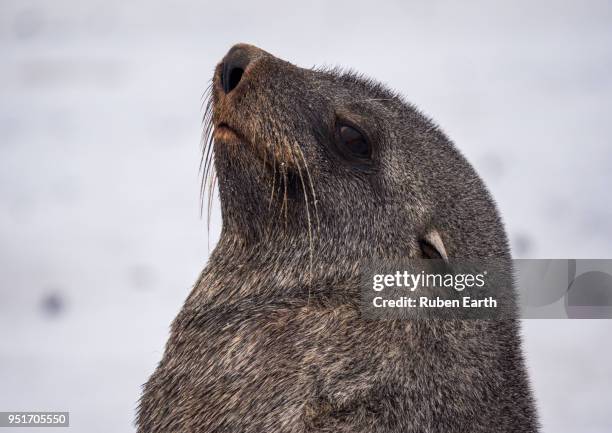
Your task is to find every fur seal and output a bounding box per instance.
[137,44,538,432]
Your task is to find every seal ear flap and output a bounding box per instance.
[419,229,449,261]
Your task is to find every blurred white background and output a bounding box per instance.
[1,1,611,432]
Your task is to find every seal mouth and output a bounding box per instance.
[213,122,248,145]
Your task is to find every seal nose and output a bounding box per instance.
[220,44,267,94]
[221,47,249,94]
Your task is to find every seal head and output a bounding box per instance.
[207,43,507,263]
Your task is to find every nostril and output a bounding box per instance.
[229,67,244,92]
[222,63,244,94]
[220,45,259,94]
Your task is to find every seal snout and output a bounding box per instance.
[220,43,266,94]
[211,44,301,168]
[212,44,275,148]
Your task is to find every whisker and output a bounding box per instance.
[281,162,288,227]
[269,151,277,210]
[287,142,315,305]
[199,121,214,217]
[295,145,320,232]
[206,170,217,252]
[199,81,217,248]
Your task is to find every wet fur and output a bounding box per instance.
[137,44,538,432]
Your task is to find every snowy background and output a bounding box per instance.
[1,0,611,432]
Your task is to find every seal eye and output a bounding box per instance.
[337,124,371,160]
